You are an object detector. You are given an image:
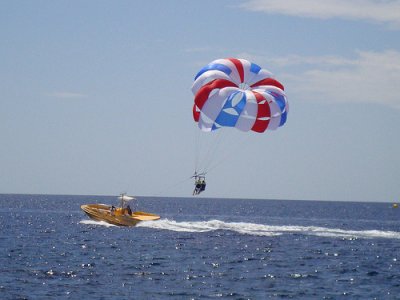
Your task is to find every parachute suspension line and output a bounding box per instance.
[202,129,235,174]
[194,126,211,175]
[194,128,234,178]
[194,127,201,175]
[193,126,209,179]
[201,130,224,174]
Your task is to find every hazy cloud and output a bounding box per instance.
[240,0,400,28]
[285,50,400,109]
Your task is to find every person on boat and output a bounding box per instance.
[126,204,132,216]
[110,205,116,215]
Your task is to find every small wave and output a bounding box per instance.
[137,219,400,239]
[79,220,117,227]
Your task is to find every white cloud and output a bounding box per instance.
[282,50,400,109]
[240,0,400,28]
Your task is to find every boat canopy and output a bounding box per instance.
[118,194,135,201]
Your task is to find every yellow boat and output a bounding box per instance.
[81,194,160,227]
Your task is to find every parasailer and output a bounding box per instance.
[191,58,289,195]
[192,173,206,195]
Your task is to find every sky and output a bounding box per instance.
[1,0,399,202]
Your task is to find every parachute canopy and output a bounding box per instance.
[192,58,288,133]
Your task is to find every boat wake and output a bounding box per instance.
[79,220,117,227]
[137,219,400,240]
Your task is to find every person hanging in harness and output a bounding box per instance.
[193,174,206,195]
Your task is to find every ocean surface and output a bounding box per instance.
[1,194,399,299]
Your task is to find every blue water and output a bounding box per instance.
[1,194,400,299]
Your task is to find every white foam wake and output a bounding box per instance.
[136,219,400,239]
[79,220,117,227]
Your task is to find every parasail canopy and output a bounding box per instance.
[191,58,288,133]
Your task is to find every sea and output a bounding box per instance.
[1,194,399,299]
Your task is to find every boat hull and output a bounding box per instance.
[81,204,160,227]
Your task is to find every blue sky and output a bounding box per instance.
[1,0,399,201]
